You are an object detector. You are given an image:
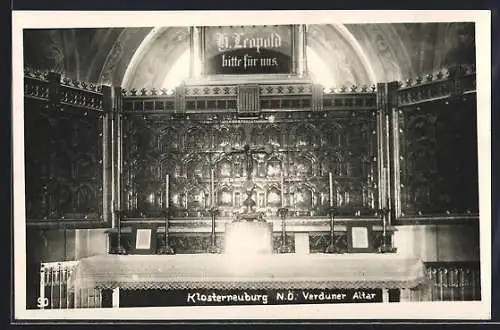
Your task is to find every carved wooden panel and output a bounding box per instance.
[122,110,379,219]
[309,232,348,253]
[397,96,478,217]
[272,234,295,253]
[24,98,104,223]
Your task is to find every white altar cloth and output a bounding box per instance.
[68,254,427,291]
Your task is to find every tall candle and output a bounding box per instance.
[329,172,334,207]
[280,171,285,208]
[165,174,169,208]
[211,169,215,208]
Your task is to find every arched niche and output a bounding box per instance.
[75,184,95,212]
[183,126,210,150]
[251,124,281,147]
[186,187,208,210]
[172,191,188,209]
[290,122,321,148]
[318,121,345,148]
[265,156,283,178]
[266,184,282,208]
[159,126,180,152]
[217,185,233,208]
[214,125,245,149]
[184,154,210,180]
[292,153,315,177]
[215,159,233,179]
[292,183,315,209]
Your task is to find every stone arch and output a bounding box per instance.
[121,27,190,89]
[115,24,397,91]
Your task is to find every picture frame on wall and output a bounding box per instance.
[346,222,374,253]
[130,225,157,254]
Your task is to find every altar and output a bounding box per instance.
[68,254,430,308]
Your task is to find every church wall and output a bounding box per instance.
[26,228,108,263]
[74,229,109,259]
[393,223,480,262]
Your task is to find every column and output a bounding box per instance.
[102,86,113,226]
[190,26,204,79]
[115,86,124,219]
[296,24,308,78]
[386,81,399,224]
[376,82,398,253]
[376,83,388,211]
[388,81,401,218]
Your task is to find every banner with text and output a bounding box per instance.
[118,289,384,307]
[204,25,293,75]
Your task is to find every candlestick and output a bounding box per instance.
[278,207,291,253]
[211,169,215,208]
[207,208,219,253]
[208,168,218,254]
[280,171,285,208]
[329,172,334,207]
[165,174,169,209]
[159,173,175,255]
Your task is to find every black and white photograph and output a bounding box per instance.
[12,10,491,320]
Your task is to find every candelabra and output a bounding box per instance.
[277,207,292,253]
[114,209,127,255]
[378,206,397,253]
[324,207,343,254]
[158,207,175,255]
[207,207,220,253]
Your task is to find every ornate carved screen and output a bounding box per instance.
[393,67,478,222]
[24,72,107,226]
[121,110,379,219]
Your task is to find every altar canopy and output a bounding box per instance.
[69,254,427,292]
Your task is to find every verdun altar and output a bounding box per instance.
[20,18,483,316]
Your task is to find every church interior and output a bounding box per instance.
[21,22,481,309]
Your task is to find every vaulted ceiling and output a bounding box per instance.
[23,23,475,88]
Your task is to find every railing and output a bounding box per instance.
[425,262,481,301]
[39,261,79,309]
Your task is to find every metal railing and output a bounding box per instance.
[39,261,79,309]
[425,262,481,301]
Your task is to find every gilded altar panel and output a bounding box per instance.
[122,109,379,220]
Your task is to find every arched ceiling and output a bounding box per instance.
[22,23,475,89]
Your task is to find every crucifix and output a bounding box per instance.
[223,143,273,220]
[223,143,273,181]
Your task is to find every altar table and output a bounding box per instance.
[68,254,429,308]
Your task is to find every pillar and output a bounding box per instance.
[102,86,123,228]
[376,82,399,220]
[190,26,204,79]
[295,24,308,78]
